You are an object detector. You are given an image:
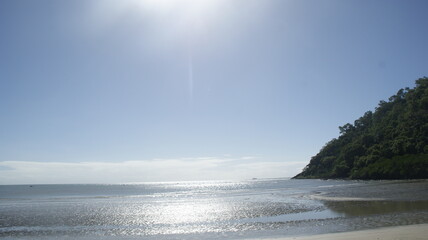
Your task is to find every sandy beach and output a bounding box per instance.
[257,224,428,240]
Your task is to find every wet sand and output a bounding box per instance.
[259,223,428,240]
[312,179,428,201]
[256,180,428,240]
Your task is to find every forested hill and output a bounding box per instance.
[294,77,428,180]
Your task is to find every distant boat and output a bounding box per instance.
[251,178,257,180]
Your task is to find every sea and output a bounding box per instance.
[1,179,428,240]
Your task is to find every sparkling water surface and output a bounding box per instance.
[1,179,427,239]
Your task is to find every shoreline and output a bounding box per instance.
[255,223,428,240]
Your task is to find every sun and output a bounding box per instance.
[134,0,224,25]
[88,0,227,42]
[134,0,221,14]
[137,0,180,12]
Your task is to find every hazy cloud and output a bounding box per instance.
[0,157,306,185]
[0,165,14,171]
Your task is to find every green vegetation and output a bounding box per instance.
[294,77,428,179]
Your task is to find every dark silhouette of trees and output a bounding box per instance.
[294,77,428,179]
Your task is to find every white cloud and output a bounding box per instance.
[0,157,306,185]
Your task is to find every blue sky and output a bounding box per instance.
[1,0,427,184]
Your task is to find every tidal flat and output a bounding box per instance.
[0,179,427,239]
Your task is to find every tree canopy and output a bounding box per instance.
[294,77,428,179]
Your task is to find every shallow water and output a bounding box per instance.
[324,200,428,217]
[1,179,427,239]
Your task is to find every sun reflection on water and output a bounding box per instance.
[8,179,422,238]
[153,200,226,224]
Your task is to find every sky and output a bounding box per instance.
[1,0,427,184]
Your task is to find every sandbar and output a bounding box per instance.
[256,223,428,240]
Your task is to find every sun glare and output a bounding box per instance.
[134,0,224,26]
[138,0,219,11]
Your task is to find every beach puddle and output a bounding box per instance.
[236,209,343,223]
[323,200,428,217]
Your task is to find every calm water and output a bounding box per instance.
[1,179,427,239]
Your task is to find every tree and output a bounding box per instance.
[294,77,428,180]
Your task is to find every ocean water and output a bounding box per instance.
[1,179,428,240]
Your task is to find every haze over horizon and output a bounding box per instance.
[1,0,427,184]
